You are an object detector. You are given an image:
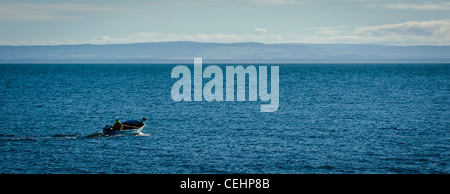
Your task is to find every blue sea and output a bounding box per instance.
[0,63,448,174]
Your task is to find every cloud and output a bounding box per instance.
[356,20,450,36]
[353,19,450,45]
[368,2,450,10]
[281,19,450,45]
[254,28,268,34]
[131,32,283,43]
[0,3,126,21]
[82,29,283,45]
[2,20,450,46]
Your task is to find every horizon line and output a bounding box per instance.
[1,41,450,47]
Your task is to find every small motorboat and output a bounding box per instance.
[103,118,147,135]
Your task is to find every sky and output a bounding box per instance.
[0,0,449,46]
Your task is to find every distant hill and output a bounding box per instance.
[1,41,449,63]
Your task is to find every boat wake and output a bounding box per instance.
[86,131,151,138]
[52,134,77,138]
[132,132,151,137]
[0,131,150,142]
[84,132,105,138]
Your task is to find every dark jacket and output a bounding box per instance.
[112,121,123,131]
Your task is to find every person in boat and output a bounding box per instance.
[112,119,123,131]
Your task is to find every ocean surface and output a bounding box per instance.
[0,63,448,174]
